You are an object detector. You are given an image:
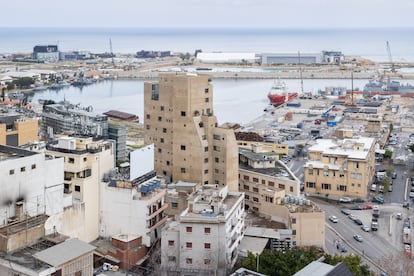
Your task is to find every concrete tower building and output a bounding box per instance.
[144,73,238,192]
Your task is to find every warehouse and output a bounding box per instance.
[196,52,258,64]
[261,53,322,65]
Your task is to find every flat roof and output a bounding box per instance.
[0,145,37,161]
[104,110,138,120]
[293,261,334,276]
[33,238,96,267]
[238,236,268,256]
[245,226,281,239]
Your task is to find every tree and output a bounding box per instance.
[381,177,391,194]
[384,150,393,159]
[324,254,372,276]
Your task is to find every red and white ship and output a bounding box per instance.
[267,80,298,107]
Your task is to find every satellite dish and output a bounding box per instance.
[44,214,59,231]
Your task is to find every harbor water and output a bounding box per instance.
[29,78,375,126]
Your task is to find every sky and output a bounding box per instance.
[2,0,414,29]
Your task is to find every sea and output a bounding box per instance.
[2,27,414,125]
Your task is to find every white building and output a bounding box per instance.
[196,52,258,64]
[46,136,115,242]
[100,144,168,247]
[0,145,69,233]
[161,185,245,276]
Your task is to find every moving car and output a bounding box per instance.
[341,209,351,215]
[329,215,338,223]
[353,234,363,242]
[361,225,370,232]
[354,218,363,225]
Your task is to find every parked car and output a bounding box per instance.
[348,214,357,221]
[370,184,377,192]
[353,198,365,203]
[363,204,373,210]
[353,234,363,242]
[396,213,403,220]
[354,218,363,225]
[392,172,397,179]
[372,195,384,204]
[403,201,410,208]
[339,197,352,203]
[350,205,363,210]
[329,215,338,223]
[341,209,351,215]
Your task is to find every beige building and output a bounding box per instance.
[0,114,38,146]
[144,73,238,191]
[238,144,301,214]
[46,136,115,242]
[303,137,376,200]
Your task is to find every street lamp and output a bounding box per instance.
[256,253,260,272]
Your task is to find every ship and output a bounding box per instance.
[267,80,298,107]
[363,75,414,97]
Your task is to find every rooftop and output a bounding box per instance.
[308,137,375,160]
[0,145,37,161]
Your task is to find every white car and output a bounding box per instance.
[361,225,370,232]
[410,192,414,198]
[329,215,338,223]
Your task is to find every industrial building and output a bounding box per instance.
[33,45,60,63]
[144,73,238,192]
[261,53,322,65]
[160,185,245,276]
[196,52,258,64]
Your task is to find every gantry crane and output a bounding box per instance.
[386,41,396,73]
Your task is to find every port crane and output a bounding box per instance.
[109,38,115,66]
[386,41,396,73]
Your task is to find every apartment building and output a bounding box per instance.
[0,114,38,146]
[0,145,66,229]
[161,185,245,276]
[100,144,168,248]
[46,136,115,242]
[303,137,376,200]
[238,144,301,214]
[144,73,238,191]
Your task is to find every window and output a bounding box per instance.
[308,169,313,175]
[160,138,164,143]
[186,242,192,248]
[337,185,347,191]
[205,97,209,103]
[204,147,208,152]
[215,157,219,163]
[68,158,75,164]
[205,88,209,93]
[166,161,170,166]
[146,125,150,130]
[83,157,87,162]
[243,185,249,190]
[158,148,162,153]
[253,197,259,202]
[31,164,36,170]
[306,182,316,188]
[213,145,220,151]
[204,227,211,234]
[355,162,359,169]
[171,202,178,208]
[168,240,175,246]
[292,218,296,224]
[268,181,274,187]
[323,170,329,177]
[204,158,209,163]
[168,256,176,262]
[204,259,211,265]
[213,134,221,140]
[181,111,186,117]
[321,183,331,190]
[158,116,162,121]
[75,185,81,192]
[204,243,211,249]
[290,186,293,192]
[20,167,26,172]
[292,229,296,235]
[243,175,249,181]
[146,114,150,119]
[163,128,167,133]
[253,177,259,183]
[9,169,14,175]
[180,145,186,150]
[160,106,164,111]
[262,179,266,184]
[186,258,193,264]
[181,168,186,173]
[265,196,273,203]
[339,172,345,178]
[252,187,259,193]
[245,195,250,200]
[214,168,219,174]
[186,226,192,233]
[279,184,285,189]
[204,169,208,174]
